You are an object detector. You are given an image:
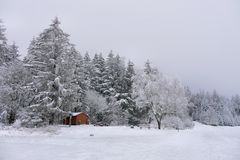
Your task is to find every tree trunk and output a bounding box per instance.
[49,113,55,125]
[9,111,16,124]
[157,120,161,129]
[154,114,162,130]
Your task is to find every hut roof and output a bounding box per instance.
[71,112,89,117]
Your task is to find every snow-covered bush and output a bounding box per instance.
[162,115,193,129]
[20,111,47,128]
[12,119,22,129]
[0,111,8,124]
[162,116,184,129]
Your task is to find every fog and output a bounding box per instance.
[1,0,240,96]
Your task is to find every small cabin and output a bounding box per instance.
[63,112,89,125]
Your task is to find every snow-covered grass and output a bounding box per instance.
[0,125,59,137]
[0,122,240,160]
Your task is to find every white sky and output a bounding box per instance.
[1,0,240,96]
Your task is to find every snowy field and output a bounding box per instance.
[0,123,240,160]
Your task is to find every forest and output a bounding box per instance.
[1,18,240,129]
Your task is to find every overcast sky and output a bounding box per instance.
[1,0,240,96]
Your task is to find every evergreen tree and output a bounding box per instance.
[0,20,27,125]
[123,61,135,94]
[60,46,86,113]
[73,50,87,111]
[144,60,152,75]
[0,20,18,66]
[83,52,92,89]
[90,54,100,91]
[97,53,106,94]
[0,20,6,43]
[22,18,82,127]
[0,60,30,124]
[231,95,240,124]
[113,54,126,93]
[103,51,116,97]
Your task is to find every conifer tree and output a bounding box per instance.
[90,54,100,91]
[22,18,83,126]
[0,20,18,66]
[102,51,117,97]
[83,52,92,89]
[0,20,28,124]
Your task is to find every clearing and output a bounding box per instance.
[0,122,240,160]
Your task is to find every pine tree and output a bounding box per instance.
[83,52,92,89]
[60,46,86,113]
[22,18,81,127]
[231,95,240,125]
[0,20,18,66]
[0,20,6,43]
[73,50,87,111]
[0,20,26,125]
[102,51,117,97]
[144,60,152,75]
[90,54,100,91]
[90,53,106,94]
[0,60,30,124]
[113,54,126,93]
[123,61,135,93]
[97,53,106,94]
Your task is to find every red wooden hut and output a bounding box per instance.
[63,112,89,125]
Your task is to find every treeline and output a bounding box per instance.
[0,18,240,129]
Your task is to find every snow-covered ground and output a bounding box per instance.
[0,122,240,160]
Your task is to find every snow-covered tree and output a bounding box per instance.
[0,20,6,42]
[106,97,130,125]
[231,95,240,125]
[132,62,192,129]
[102,51,117,97]
[144,60,152,75]
[113,54,126,93]
[184,86,196,118]
[191,91,235,126]
[82,52,93,89]
[59,46,86,113]
[0,20,18,66]
[0,20,7,66]
[22,18,83,127]
[123,61,135,93]
[90,53,106,93]
[0,20,28,125]
[0,60,30,124]
[85,90,108,124]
